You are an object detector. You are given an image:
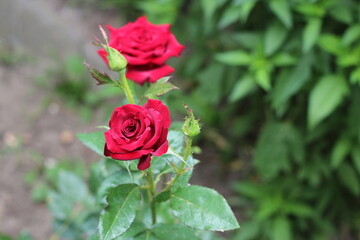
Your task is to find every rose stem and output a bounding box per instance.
[119,69,135,104]
[146,168,157,224]
[162,138,193,192]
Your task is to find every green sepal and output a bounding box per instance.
[84,62,113,85]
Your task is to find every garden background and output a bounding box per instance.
[0,0,360,239]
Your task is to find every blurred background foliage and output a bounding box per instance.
[87,0,360,239]
[17,0,360,239]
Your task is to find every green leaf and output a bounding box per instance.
[331,138,351,169]
[254,121,304,179]
[200,0,223,21]
[196,62,225,104]
[342,25,360,46]
[229,75,257,102]
[271,217,292,240]
[170,185,239,231]
[329,4,353,24]
[295,3,325,17]
[144,77,178,99]
[113,221,146,240]
[337,163,360,196]
[308,75,348,129]
[172,156,198,190]
[350,67,360,85]
[84,62,113,85]
[232,32,260,50]
[17,231,32,240]
[134,231,159,240]
[57,171,90,203]
[233,182,264,199]
[255,69,271,91]
[338,51,360,67]
[0,233,13,240]
[218,5,242,28]
[352,147,360,175]
[271,53,312,109]
[283,202,313,217]
[77,131,105,156]
[317,34,342,55]
[48,170,93,220]
[47,191,73,220]
[152,224,200,240]
[214,50,252,66]
[154,191,171,203]
[269,0,292,28]
[302,18,322,52]
[238,1,256,22]
[272,53,296,66]
[167,130,184,153]
[99,184,141,240]
[264,21,288,56]
[31,182,48,202]
[230,221,259,240]
[97,169,142,204]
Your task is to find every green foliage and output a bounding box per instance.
[0,231,32,240]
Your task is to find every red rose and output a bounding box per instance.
[104,99,170,170]
[98,16,184,85]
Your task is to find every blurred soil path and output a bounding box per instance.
[0,0,119,238]
[0,64,93,239]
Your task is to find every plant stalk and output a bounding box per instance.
[119,69,135,104]
[147,168,157,224]
[162,138,192,192]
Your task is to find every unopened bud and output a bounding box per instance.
[106,46,127,72]
[97,25,127,72]
[182,105,201,137]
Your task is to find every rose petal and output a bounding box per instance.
[104,143,111,157]
[143,109,163,149]
[137,154,152,170]
[151,34,185,65]
[152,140,169,156]
[117,127,152,151]
[126,64,174,84]
[108,149,152,160]
[144,99,171,128]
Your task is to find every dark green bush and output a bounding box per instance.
[79,0,360,239]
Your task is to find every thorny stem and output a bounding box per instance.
[162,138,193,193]
[119,69,135,104]
[147,168,157,224]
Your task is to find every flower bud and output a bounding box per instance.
[182,106,201,137]
[105,46,127,72]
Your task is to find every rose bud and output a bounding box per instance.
[106,46,127,72]
[104,99,170,170]
[182,106,201,138]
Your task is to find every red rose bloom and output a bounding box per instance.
[104,99,170,170]
[98,16,184,85]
